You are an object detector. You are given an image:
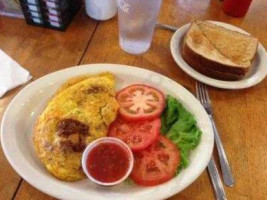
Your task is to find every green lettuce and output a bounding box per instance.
[161,95,202,172]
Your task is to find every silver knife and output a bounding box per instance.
[208,157,227,200]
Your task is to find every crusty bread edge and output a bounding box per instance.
[182,38,244,81]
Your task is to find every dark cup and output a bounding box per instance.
[222,0,253,18]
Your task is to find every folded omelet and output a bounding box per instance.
[33,72,119,181]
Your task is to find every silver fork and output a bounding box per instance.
[196,82,235,187]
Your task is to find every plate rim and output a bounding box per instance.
[170,20,267,89]
[1,64,214,200]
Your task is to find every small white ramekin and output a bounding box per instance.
[82,137,134,186]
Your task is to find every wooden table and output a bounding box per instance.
[1,0,267,199]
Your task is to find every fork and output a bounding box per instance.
[196,82,235,187]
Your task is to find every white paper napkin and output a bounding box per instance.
[0,49,32,98]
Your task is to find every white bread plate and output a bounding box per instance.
[170,21,267,89]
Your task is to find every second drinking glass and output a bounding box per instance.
[117,0,162,54]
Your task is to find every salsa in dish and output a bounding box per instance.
[86,142,130,183]
[82,137,134,186]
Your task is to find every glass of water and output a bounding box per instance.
[117,0,162,54]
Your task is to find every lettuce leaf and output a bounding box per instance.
[161,95,202,172]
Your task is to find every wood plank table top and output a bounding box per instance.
[0,0,267,199]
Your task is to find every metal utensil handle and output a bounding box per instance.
[156,23,178,32]
[208,158,227,200]
[210,115,235,187]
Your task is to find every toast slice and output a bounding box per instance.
[182,20,258,80]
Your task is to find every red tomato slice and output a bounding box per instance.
[108,117,161,151]
[116,84,165,121]
[131,135,181,186]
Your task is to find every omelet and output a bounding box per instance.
[33,72,119,181]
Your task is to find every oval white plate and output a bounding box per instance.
[1,64,213,200]
[170,21,267,89]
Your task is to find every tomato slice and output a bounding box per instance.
[131,135,180,186]
[108,117,161,151]
[116,84,165,121]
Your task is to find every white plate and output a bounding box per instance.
[1,64,214,200]
[170,21,267,89]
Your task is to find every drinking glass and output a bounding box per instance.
[117,0,162,54]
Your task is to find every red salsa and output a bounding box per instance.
[86,142,130,183]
